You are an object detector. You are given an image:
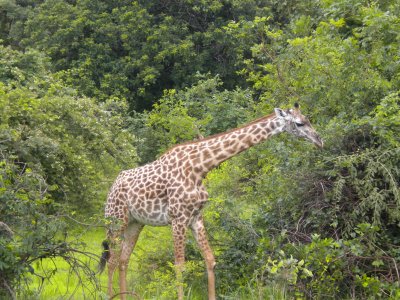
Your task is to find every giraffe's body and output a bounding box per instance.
[106,114,282,226]
[106,163,171,227]
[100,105,323,300]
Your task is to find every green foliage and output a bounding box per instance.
[1,0,400,298]
[0,45,50,87]
[0,157,101,299]
[194,1,400,298]
[136,75,253,162]
[2,0,272,110]
[0,44,137,298]
[2,0,318,112]
[286,225,400,299]
[0,45,137,210]
[0,157,59,298]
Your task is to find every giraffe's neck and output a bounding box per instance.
[185,113,285,177]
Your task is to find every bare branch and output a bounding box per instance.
[2,278,16,300]
[0,221,14,239]
[110,290,142,300]
[58,214,106,228]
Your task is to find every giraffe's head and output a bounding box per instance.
[274,103,323,148]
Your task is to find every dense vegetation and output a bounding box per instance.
[0,0,399,299]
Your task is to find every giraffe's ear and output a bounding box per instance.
[274,108,287,119]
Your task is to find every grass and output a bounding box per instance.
[25,228,107,299]
[25,226,178,299]
[24,226,288,299]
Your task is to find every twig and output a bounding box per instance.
[392,257,400,282]
[319,181,326,194]
[0,221,14,239]
[110,291,142,300]
[58,214,106,228]
[2,278,16,300]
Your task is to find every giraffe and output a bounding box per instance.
[99,103,323,300]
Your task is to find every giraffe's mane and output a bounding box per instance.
[162,112,276,155]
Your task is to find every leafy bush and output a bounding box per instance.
[0,46,137,211]
[0,157,101,299]
[0,45,137,298]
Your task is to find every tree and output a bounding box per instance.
[0,43,138,298]
[13,0,272,111]
[0,45,137,210]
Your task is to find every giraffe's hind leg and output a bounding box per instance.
[106,227,123,298]
[118,222,144,300]
[106,221,144,300]
[105,216,127,299]
[191,215,216,300]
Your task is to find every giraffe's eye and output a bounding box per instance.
[295,122,305,127]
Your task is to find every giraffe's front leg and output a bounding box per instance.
[172,219,188,300]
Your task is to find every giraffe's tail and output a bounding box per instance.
[98,240,110,274]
